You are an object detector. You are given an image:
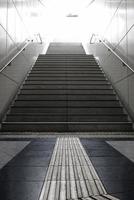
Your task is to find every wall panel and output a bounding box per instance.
[86,0,134,120]
[0,0,41,70]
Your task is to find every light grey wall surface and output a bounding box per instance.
[0,0,41,70]
[84,0,134,122]
[85,42,134,121]
[103,0,134,68]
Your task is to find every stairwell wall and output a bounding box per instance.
[85,0,134,123]
[0,0,44,70]
[85,42,134,123]
[0,0,49,124]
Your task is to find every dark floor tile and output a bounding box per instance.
[0,181,43,200]
[8,156,50,167]
[26,144,55,151]
[85,148,120,157]
[102,180,134,194]
[0,166,47,181]
[81,139,134,196]
[32,138,56,143]
[0,139,32,141]
[80,139,105,147]
[90,156,131,167]
[85,145,111,151]
[20,150,53,158]
[31,140,56,145]
[95,166,134,181]
[110,192,134,200]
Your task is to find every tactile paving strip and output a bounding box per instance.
[39,137,119,200]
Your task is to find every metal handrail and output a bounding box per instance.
[0,40,31,73]
[91,34,134,73]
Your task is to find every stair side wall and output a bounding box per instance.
[0,43,47,122]
[85,42,134,123]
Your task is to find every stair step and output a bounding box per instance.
[39,56,94,58]
[17,94,116,101]
[33,67,101,70]
[34,63,99,67]
[6,114,128,122]
[28,74,105,77]
[27,77,107,81]
[38,54,93,55]
[22,85,111,89]
[24,80,108,85]
[13,100,120,107]
[34,64,99,67]
[37,56,94,58]
[20,89,114,95]
[31,69,102,72]
[37,58,95,60]
[9,107,124,114]
[2,122,133,132]
[37,60,96,62]
[35,59,98,61]
[30,70,102,74]
[35,60,97,62]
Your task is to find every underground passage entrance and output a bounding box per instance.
[1,43,133,132]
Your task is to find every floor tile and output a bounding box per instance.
[8,153,51,167]
[110,192,134,200]
[107,141,134,162]
[102,180,134,194]
[0,141,30,169]
[85,148,120,157]
[95,165,134,181]
[0,166,47,181]
[0,181,43,200]
[0,142,30,156]
[90,156,131,167]
[20,150,53,158]
[26,144,55,151]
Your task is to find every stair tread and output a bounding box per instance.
[7,113,127,116]
[3,121,132,124]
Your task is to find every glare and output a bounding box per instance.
[24,0,124,43]
[36,0,103,42]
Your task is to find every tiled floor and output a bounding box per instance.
[107,141,134,162]
[81,139,134,200]
[0,138,56,200]
[0,141,30,169]
[0,137,134,200]
[39,137,120,200]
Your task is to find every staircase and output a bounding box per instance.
[1,44,133,132]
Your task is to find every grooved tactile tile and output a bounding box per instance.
[39,137,119,200]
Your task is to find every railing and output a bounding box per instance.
[90,34,134,73]
[0,40,31,73]
[34,33,43,44]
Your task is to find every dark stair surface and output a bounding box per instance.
[1,43,133,131]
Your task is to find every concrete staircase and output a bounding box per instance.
[2,54,133,131]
